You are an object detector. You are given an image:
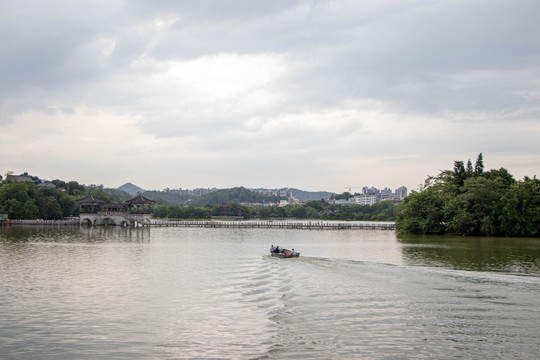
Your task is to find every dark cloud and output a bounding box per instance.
[2,0,539,115]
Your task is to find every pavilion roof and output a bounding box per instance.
[102,203,126,208]
[76,195,106,204]
[125,195,156,205]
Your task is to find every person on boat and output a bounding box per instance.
[289,248,297,257]
[270,245,275,253]
[274,246,280,253]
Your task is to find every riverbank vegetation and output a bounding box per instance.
[0,175,131,220]
[396,154,540,236]
[151,199,398,221]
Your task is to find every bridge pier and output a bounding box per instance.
[79,213,152,226]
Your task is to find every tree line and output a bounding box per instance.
[0,174,131,220]
[152,199,398,221]
[396,153,540,236]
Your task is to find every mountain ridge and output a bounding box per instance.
[117,182,145,196]
[116,183,335,203]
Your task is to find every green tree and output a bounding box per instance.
[90,188,109,201]
[396,188,451,234]
[290,205,307,218]
[152,205,169,218]
[58,194,77,217]
[331,192,353,200]
[21,200,40,219]
[187,206,211,219]
[169,206,187,219]
[67,181,85,196]
[453,161,467,187]
[305,200,324,211]
[304,205,321,219]
[499,177,540,236]
[371,200,398,221]
[0,182,38,219]
[466,159,474,176]
[51,179,67,189]
[396,155,540,236]
[483,168,515,188]
[474,153,484,175]
[3,199,23,218]
[257,206,273,218]
[39,186,77,217]
[37,196,63,220]
[447,177,505,235]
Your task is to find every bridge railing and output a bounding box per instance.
[11,219,80,225]
[148,220,396,230]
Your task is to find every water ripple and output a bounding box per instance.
[1,227,539,359]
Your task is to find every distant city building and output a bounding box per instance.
[380,187,393,200]
[193,188,217,196]
[163,187,189,195]
[163,187,217,196]
[331,185,408,206]
[328,195,377,206]
[328,198,357,205]
[362,186,380,195]
[253,188,293,198]
[395,186,408,199]
[355,194,377,206]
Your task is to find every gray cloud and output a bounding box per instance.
[2,0,538,112]
[1,0,539,190]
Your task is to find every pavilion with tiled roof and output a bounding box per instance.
[77,195,106,213]
[124,195,156,214]
[76,194,156,226]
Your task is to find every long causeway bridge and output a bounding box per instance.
[8,219,396,230]
[149,220,396,230]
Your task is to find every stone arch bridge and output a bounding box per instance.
[77,195,156,226]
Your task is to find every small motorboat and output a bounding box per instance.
[270,248,300,258]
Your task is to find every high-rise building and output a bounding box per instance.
[395,186,408,199]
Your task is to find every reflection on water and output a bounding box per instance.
[1,225,151,243]
[398,233,540,275]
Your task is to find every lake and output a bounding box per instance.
[1,225,539,359]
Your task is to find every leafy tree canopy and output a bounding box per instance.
[0,172,134,219]
[397,154,538,236]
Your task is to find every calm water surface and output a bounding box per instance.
[1,225,539,359]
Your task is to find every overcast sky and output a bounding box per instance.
[1,0,539,193]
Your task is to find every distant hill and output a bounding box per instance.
[289,188,335,201]
[141,190,193,206]
[117,182,145,196]
[189,187,283,206]
[116,184,335,203]
[103,188,132,202]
